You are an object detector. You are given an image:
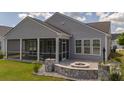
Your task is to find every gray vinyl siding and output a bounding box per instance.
[5,18,58,39]
[0,37,5,54]
[107,36,111,58]
[69,33,105,61]
[46,14,109,61]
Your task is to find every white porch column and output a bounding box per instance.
[37,38,40,61]
[56,37,59,63]
[20,38,22,60]
[5,39,8,59]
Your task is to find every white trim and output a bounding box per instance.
[55,37,59,63]
[2,38,5,55]
[74,38,101,56]
[5,39,7,59]
[68,39,70,59]
[37,38,40,61]
[20,38,22,60]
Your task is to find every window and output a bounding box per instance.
[75,39,101,55]
[75,40,82,54]
[84,40,90,54]
[93,39,100,55]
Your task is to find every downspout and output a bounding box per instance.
[105,35,108,61]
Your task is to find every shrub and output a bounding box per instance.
[33,61,41,73]
[0,55,3,59]
[110,65,121,81]
[113,57,122,63]
[0,51,4,59]
[110,72,121,81]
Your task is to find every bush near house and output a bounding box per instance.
[0,51,4,59]
[117,33,124,48]
[33,61,41,73]
[109,50,124,80]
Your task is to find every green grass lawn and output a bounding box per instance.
[110,50,124,80]
[0,60,65,81]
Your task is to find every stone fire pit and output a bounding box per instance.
[70,62,90,68]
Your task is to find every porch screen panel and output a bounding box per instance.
[22,39,37,60]
[7,39,20,59]
[40,38,55,60]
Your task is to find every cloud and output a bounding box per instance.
[61,12,86,22]
[96,12,111,21]
[114,27,124,33]
[76,16,86,21]
[85,12,92,16]
[96,12,124,25]
[18,12,54,20]
[18,13,29,19]
[18,12,86,22]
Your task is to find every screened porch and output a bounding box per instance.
[6,38,69,63]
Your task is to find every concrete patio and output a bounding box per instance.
[59,59,98,69]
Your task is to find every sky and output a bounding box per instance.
[0,12,124,33]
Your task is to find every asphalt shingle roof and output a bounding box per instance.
[0,26,12,37]
[111,33,120,40]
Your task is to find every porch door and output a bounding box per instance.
[59,39,69,61]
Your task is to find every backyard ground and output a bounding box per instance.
[0,60,65,81]
[110,50,124,80]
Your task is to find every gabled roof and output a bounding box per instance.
[45,12,110,35]
[86,21,111,34]
[32,17,71,36]
[0,26,12,38]
[111,33,120,40]
[4,16,71,37]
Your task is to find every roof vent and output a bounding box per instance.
[61,21,65,25]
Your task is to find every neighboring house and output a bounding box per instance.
[3,12,111,62]
[0,26,12,53]
[111,33,124,49]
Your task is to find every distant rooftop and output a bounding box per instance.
[0,26,12,37]
[111,33,120,40]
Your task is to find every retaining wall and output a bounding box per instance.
[54,64,98,80]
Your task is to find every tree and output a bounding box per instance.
[117,33,124,46]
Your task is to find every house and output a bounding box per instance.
[0,26,12,54]
[3,12,111,62]
[111,33,124,49]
